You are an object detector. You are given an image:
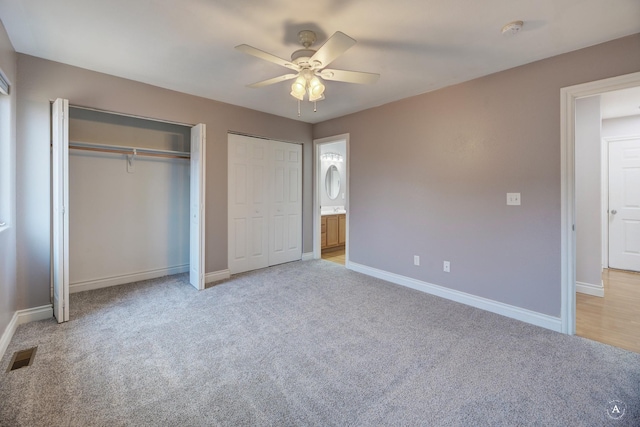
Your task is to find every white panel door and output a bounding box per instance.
[609,138,640,272]
[228,134,269,274]
[52,98,69,322]
[268,141,302,266]
[189,124,206,290]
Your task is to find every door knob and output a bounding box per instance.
[611,210,617,215]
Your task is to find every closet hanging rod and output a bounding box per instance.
[68,141,190,159]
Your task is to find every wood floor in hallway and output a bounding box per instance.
[321,247,345,265]
[576,268,640,354]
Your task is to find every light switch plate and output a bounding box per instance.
[507,193,521,206]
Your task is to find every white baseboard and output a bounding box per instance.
[576,281,604,297]
[301,252,314,261]
[205,269,230,284]
[348,262,562,333]
[70,264,190,294]
[0,305,53,360]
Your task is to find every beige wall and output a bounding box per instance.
[16,54,313,310]
[11,30,640,319]
[0,19,17,336]
[313,34,640,317]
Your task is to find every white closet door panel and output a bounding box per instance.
[189,123,206,290]
[233,218,247,259]
[287,214,300,250]
[228,134,269,274]
[235,164,247,204]
[52,98,69,323]
[268,141,302,266]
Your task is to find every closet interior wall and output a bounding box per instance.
[68,107,191,292]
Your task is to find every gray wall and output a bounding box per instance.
[575,96,602,288]
[16,54,313,310]
[0,20,16,336]
[313,34,640,317]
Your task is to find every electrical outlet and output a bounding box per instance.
[507,193,521,206]
[443,261,450,273]
[414,255,420,266]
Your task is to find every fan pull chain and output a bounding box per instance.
[314,101,317,112]
[297,100,301,117]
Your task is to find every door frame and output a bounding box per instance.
[560,71,640,334]
[51,99,207,321]
[313,133,350,265]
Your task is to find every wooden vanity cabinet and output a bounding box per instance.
[321,213,346,250]
[321,216,327,247]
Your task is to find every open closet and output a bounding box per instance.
[51,99,206,323]
[227,133,302,274]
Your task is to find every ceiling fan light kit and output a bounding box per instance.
[236,30,380,117]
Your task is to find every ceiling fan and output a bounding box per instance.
[236,30,379,110]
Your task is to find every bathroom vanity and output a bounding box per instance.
[321,213,346,250]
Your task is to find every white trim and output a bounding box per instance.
[0,305,53,360]
[349,262,562,332]
[0,313,18,360]
[312,134,350,263]
[70,265,189,293]
[576,281,605,297]
[561,71,640,335]
[301,252,314,261]
[205,269,230,284]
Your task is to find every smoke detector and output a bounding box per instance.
[501,20,524,36]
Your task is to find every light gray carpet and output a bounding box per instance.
[1,260,638,426]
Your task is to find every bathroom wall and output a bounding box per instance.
[320,140,346,208]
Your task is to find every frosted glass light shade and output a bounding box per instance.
[308,77,325,101]
[290,76,307,100]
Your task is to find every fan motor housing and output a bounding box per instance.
[291,49,318,68]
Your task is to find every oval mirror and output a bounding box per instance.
[325,165,340,200]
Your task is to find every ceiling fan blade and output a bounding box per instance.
[309,31,356,68]
[319,69,380,84]
[247,74,298,88]
[235,44,300,71]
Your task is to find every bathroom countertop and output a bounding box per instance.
[321,209,347,216]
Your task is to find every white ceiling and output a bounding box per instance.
[0,0,639,124]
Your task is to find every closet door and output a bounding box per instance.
[228,134,269,274]
[268,141,302,266]
[189,124,206,290]
[52,98,70,323]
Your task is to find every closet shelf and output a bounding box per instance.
[68,141,190,159]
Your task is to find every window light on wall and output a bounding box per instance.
[0,70,9,95]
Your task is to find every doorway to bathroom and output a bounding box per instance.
[313,134,349,266]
